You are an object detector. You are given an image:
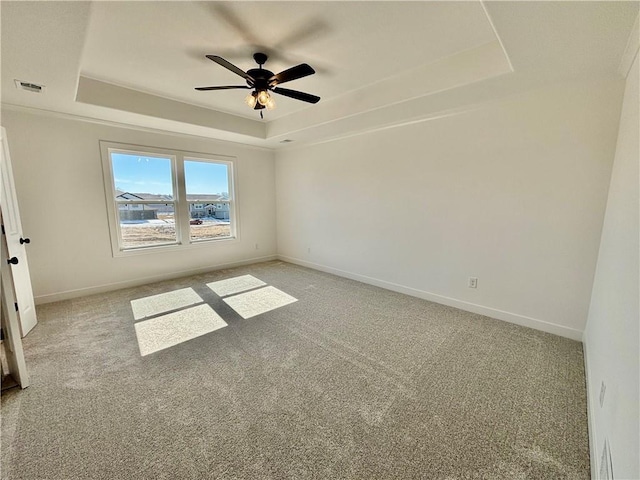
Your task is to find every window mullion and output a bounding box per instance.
[175,154,190,244]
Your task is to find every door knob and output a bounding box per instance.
[20,237,30,245]
[7,257,18,265]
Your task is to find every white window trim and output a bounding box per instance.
[100,141,239,257]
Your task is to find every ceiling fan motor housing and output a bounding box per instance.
[246,68,275,90]
[248,53,273,91]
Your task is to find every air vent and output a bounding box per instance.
[14,80,45,93]
[279,139,294,144]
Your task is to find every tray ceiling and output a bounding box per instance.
[1,1,638,148]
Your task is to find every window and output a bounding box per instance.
[100,142,236,255]
[184,159,232,240]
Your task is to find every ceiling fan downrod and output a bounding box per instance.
[253,52,268,68]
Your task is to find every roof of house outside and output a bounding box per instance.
[116,191,173,201]
[116,191,229,202]
[186,194,225,202]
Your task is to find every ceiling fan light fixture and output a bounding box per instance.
[257,90,271,106]
[245,92,257,108]
[265,96,276,110]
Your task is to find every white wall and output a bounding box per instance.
[276,78,623,340]
[1,110,277,302]
[583,54,639,479]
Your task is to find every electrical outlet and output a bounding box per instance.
[255,243,259,250]
[468,277,478,288]
[599,381,606,407]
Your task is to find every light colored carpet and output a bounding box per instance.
[130,287,204,320]
[0,261,589,479]
[223,285,298,319]
[134,303,228,357]
[206,274,267,297]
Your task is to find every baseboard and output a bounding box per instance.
[582,334,599,479]
[37,252,585,341]
[34,254,278,304]
[278,255,584,341]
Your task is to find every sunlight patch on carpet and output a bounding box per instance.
[130,287,204,320]
[206,274,267,297]
[134,304,227,356]
[223,286,297,319]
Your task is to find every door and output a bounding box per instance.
[1,220,30,388]
[0,127,37,336]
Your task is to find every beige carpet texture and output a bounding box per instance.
[0,261,590,479]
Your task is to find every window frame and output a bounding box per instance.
[100,141,239,257]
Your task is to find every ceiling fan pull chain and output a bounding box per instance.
[260,111,264,119]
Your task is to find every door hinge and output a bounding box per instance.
[14,302,19,312]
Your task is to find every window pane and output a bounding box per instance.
[184,160,230,200]
[118,204,176,248]
[189,218,231,241]
[112,153,174,200]
[189,204,231,241]
[185,160,233,242]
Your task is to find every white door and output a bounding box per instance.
[1,220,30,388]
[0,127,37,336]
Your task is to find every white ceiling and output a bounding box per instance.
[82,1,496,120]
[1,1,638,149]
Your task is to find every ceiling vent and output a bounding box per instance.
[14,80,45,93]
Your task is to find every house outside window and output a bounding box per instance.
[100,142,237,256]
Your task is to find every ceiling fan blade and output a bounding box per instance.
[207,4,261,47]
[268,64,315,86]
[206,55,255,85]
[195,85,251,91]
[272,87,320,104]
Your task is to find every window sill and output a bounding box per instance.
[112,236,238,258]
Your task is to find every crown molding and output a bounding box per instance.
[0,103,274,152]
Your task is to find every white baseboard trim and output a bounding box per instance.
[278,255,584,341]
[582,335,599,480]
[34,254,278,304]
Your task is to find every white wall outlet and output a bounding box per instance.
[468,277,478,288]
[255,243,259,250]
[599,381,606,407]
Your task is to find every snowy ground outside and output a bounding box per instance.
[119,218,231,247]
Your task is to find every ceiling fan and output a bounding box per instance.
[195,53,320,117]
